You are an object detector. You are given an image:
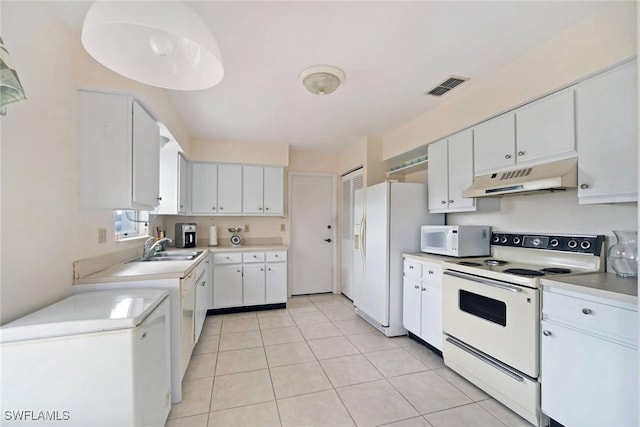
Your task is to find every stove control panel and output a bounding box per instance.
[491,233,605,255]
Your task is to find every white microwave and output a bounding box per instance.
[421,225,491,257]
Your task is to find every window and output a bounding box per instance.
[114,210,149,240]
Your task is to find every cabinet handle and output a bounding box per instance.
[220,207,224,210]
[582,308,593,315]
[505,154,512,159]
[253,255,257,258]
[140,332,147,340]
[266,207,270,211]
[448,200,454,204]
[212,207,217,211]
[237,269,241,273]
[428,270,433,274]
[179,204,184,208]
[274,254,278,258]
[259,207,263,211]
[580,184,589,189]
[414,285,419,289]
[200,281,206,287]
[226,256,230,260]
[268,268,272,272]
[409,265,414,269]
[260,268,264,271]
[542,330,552,336]
[441,200,446,204]
[157,197,162,201]
[421,287,426,291]
[517,151,525,156]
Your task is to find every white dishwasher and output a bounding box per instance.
[0,289,171,427]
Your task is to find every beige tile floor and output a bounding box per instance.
[165,294,533,427]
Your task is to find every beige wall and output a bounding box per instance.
[163,216,287,246]
[383,2,637,160]
[289,148,340,174]
[190,138,289,166]
[0,2,189,323]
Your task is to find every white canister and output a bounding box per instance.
[208,226,218,246]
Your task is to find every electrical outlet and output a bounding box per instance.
[98,228,107,244]
[280,223,285,232]
[244,224,250,232]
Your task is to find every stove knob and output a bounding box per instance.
[492,235,500,243]
[550,238,560,247]
[580,240,591,250]
[512,237,521,245]
[500,236,508,244]
[567,240,578,249]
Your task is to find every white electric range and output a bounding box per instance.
[441,232,605,426]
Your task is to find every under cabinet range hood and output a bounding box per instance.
[463,158,577,198]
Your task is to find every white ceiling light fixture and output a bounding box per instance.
[81,1,224,91]
[299,65,345,95]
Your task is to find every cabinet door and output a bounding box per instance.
[178,154,188,214]
[427,139,449,212]
[264,167,284,215]
[213,264,243,308]
[402,277,422,335]
[180,273,196,377]
[194,269,209,343]
[577,61,637,204]
[158,150,179,215]
[242,166,264,214]
[473,113,516,175]
[420,265,443,351]
[447,130,475,211]
[516,88,576,165]
[243,264,266,305]
[132,101,161,209]
[191,163,218,214]
[541,320,638,426]
[266,263,287,304]
[217,164,242,214]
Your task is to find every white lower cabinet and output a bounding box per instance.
[402,257,443,351]
[180,271,196,378]
[193,258,210,343]
[213,264,243,308]
[541,287,638,426]
[212,250,287,309]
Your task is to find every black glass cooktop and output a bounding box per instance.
[503,268,545,277]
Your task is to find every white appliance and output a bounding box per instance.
[356,181,444,336]
[352,187,365,308]
[442,232,605,426]
[341,168,364,301]
[420,225,491,257]
[0,289,171,427]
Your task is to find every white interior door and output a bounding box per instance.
[290,173,336,295]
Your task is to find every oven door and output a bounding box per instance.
[443,270,539,377]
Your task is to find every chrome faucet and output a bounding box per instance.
[142,237,173,260]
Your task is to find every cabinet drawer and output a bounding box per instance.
[212,253,242,264]
[266,251,287,262]
[543,289,638,345]
[243,252,265,263]
[403,259,422,279]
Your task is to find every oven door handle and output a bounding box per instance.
[445,336,525,383]
[444,270,523,293]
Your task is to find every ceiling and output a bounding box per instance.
[50,1,607,153]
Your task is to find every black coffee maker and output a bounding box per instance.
[175,223,197,248]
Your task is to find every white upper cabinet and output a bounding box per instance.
[428,130,490,213]
[427,139,449,211]
[515,87,576,166]
[158,150,188,215]
[242,166,284,215]
[191,163,218,214]
[263,167,284,215]
[577,61,637,204]
[78,89,160,210]
[447,130,476,211]
[473,113,516,175]
[473,88,576,176]
[242,166,264,214]
[217,164,242,214]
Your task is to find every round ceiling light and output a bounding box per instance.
[299,65,345,95]
[82,1,224,91]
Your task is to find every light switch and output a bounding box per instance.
[98,228,107,244]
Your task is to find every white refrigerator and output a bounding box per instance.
[356,181,444,336]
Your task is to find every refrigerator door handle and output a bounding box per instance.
[360,217,366,259]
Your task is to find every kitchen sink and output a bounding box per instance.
[128,251,203,262]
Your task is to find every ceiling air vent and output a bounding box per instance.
[425,76,468,96]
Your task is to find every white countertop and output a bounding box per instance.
[403,252,482,265]
[542,273,638,305]
[74,245,288,285]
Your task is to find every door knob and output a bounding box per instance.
[324,238,332,243]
